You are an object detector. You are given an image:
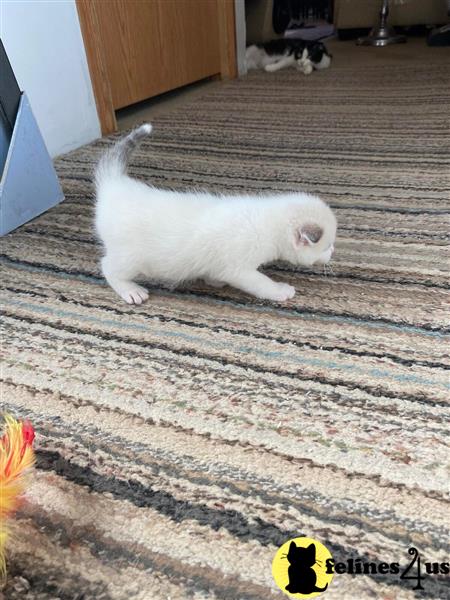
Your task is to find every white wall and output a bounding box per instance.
[1,0,101,157]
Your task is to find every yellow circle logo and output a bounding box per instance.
[272,537,334,598]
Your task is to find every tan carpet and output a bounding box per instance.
[1,40,449,599]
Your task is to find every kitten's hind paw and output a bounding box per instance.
[119,284,149,305]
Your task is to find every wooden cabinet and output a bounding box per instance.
[77,0,236,133]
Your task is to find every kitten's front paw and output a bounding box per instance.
[264,283,296,303]
[119,284,149,305]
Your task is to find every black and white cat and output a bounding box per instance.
[246,39,331,74]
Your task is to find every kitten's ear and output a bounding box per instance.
[295,223,323,247]
[289,542,297,551]
[307,543,316,557]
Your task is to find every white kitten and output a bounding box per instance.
[95,125,337,305]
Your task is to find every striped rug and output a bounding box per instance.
[1,42,449,599]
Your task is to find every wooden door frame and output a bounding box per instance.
[76,0,116,135]
[76,0,237,135]
[218,0,238,80]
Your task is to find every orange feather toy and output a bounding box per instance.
[0,415,35,579]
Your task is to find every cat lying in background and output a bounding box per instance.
[95,125,336,305]
[246,39,332,74]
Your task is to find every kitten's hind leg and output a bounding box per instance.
[224,270,295,302]
[101,255,149,305]
[265,55,295,72]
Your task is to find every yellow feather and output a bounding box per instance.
[0,415,35,579]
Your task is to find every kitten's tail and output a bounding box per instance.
[95,123,153,189]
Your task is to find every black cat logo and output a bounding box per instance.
[272,536,334,598]
[285,542,328,595]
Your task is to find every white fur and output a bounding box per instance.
[264,54,297,72]
[246,45,299,73]
[95,125,337,305]
[245,45,277,70]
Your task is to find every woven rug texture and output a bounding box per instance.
[1,41,449,599]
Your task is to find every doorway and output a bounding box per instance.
[76,0,238,134]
